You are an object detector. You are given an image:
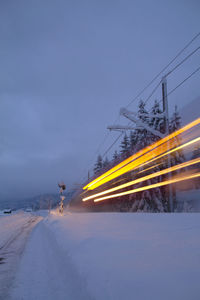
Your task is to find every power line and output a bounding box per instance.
[155,66,200,107]
[101,34,200,160]
[144,80,162,105]
[78,131,110,183]
[95,33,200,152]
[167,66,200,97]
[102,132,123,159]
[144,45,200,106]
[80,33,200,182]
[102,66,200,160]
[78,115,122,183]
[126,32,200,108]
[165,46,200,78]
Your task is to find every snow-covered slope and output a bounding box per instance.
[10,211,200,300]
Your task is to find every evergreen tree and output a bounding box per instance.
[94,155,103,174]
[130,100,166,212]
[170,105,181,132]
[113,150,118,161]
[135,100,150,150]
[169,105,185,165]
[103,157,109,169]
[120,133,130,158]
[129,130,137,154]
[150,100,165,137]
[169,105,185,210]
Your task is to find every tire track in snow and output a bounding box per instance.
[10,221,94,300]
[0,214,42,300]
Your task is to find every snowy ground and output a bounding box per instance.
[0,211,42,299]
[1,210,198,300]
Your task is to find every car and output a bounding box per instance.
[25,208,33,212]
[3,208,12,214]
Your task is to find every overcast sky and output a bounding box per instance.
[0,0,200,201]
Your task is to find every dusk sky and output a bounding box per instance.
[0,0,200,201]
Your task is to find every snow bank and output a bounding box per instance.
[44,212,200,300]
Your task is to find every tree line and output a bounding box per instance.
[91,100,199,212]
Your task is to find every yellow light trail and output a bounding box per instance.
[93,172,200,202]
[82,157,200,201]
[85,135,200,191]
[137,162,163,175]
[83,118,200,191]
[133,136,200,174]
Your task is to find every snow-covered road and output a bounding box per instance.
[1,211,200,300]
[0,212,42,300]
[9,220,93,300]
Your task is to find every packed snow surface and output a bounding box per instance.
[0,211,42,299]
[7,211,200,300]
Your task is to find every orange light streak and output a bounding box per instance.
[135,136,200,173]
[83,118,200,191]
[94,172,200,202]
[82,157,200,201]
[86,136,200,191]
[137,162,163,175]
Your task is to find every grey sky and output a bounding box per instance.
[0,0,200,200]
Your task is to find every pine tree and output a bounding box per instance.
[103,157,109,169]
[150,100,165,137]
[94,155,103,174]
[130,100,166,212]
[134,100,150,150]
[169,105,185,166]
[120,133,130,158]
[129,130,137,154]
[113,150,118,161]
[112,150,119,165]
[168,105,185,210]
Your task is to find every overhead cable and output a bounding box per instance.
[126,32,200,108]
[165,46,200,78]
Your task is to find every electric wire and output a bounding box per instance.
[157,66,200,105]
[167,66,200,97]
[144,45,200,105]
[100,33,200,160]
[102,65,200,161]
[165,46,200,78]
[144,80,162,105]
[102,132,123,159]
[126,32,200,108]
[80,32,200,183]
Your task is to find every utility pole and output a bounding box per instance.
[162,76,173,212]
[107,75,174,212]
[162,76,170,136]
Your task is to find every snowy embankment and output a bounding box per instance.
[10,211,200,300]
[0,211,42,299]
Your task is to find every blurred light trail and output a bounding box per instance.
[82,157,200,201]
[83,118,200,191]
[136,136,200,172]
[84,135,200,191]
[137,162,163,175]
[93,172,200,202]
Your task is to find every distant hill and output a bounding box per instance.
[0,190,76,210]
[180,97,200,125]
